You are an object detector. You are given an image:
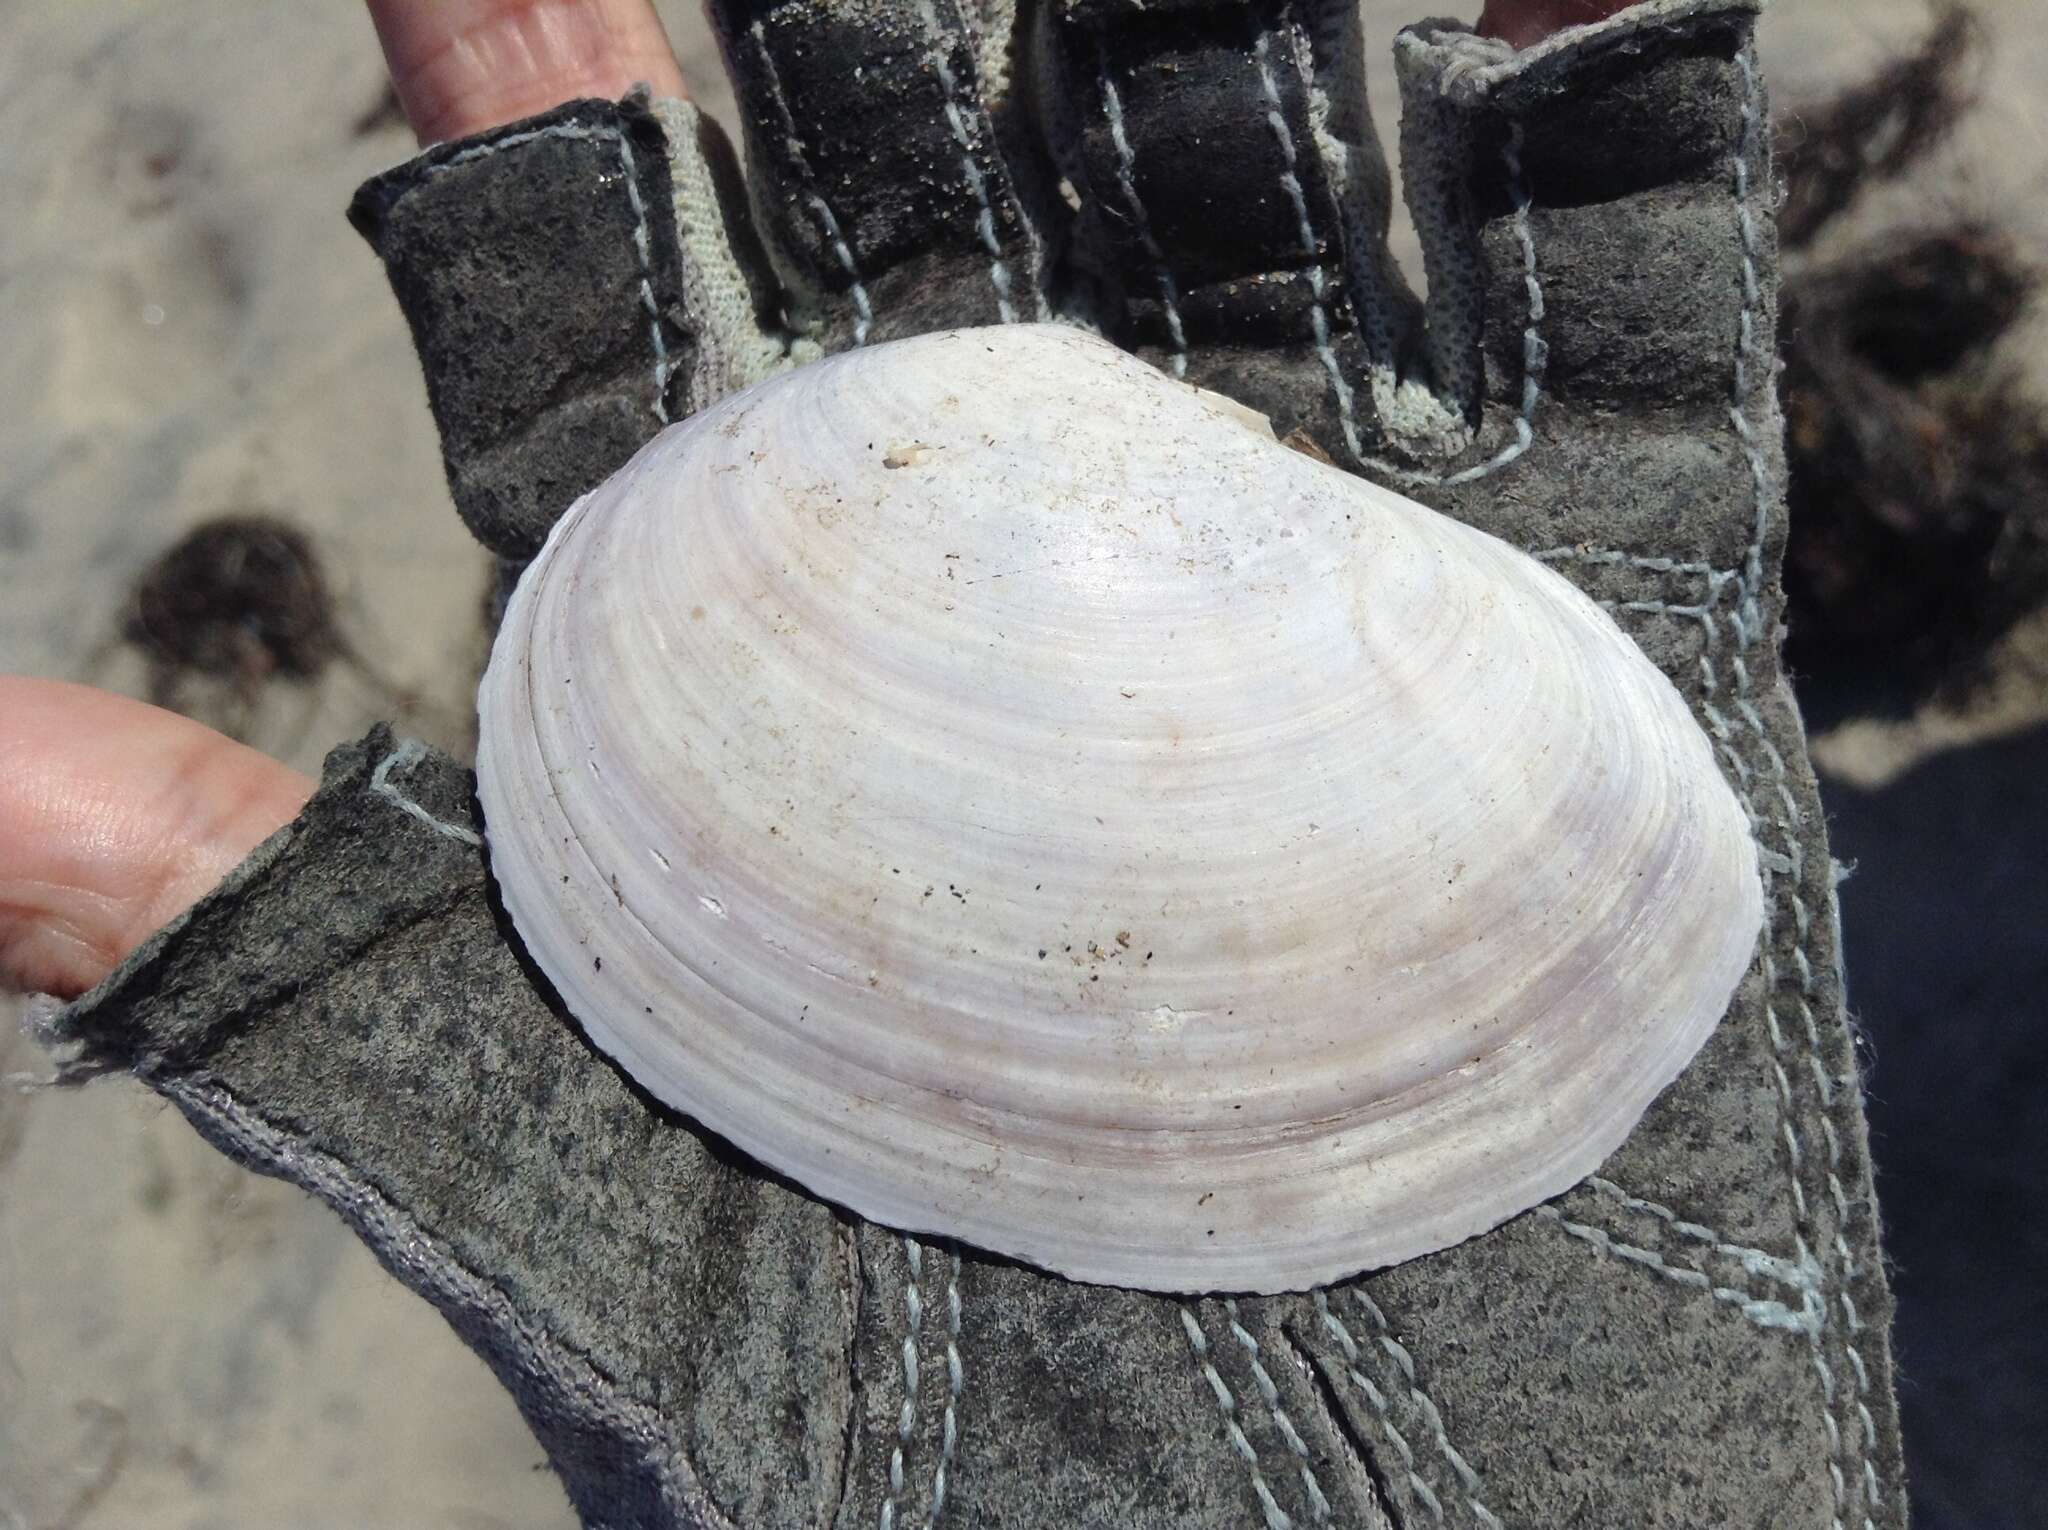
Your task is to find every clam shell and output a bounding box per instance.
[477,325,1761,1294]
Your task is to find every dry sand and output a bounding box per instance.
[0,1,2040,1525]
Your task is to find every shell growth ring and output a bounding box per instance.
[477,325,1762,1295]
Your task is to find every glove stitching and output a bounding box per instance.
[1304,1290,1488,1528]
[1097,50,1190,378]
[1356,126,1544,491]
[1530,1205,1822,1336]
[1348,1290,1500,1530]
[1427,0,1763,110]
[1527,558,1758,828]
[1306,1292,1438,1523]
[925,1249,964,1528]
[1721,47,1882,1530]
[1179,1304,1296,1530]
[1252,26,1367,467]
[149,1068,740,1530]
[750,19,876,345]
[616,128,678,424]
[417,120,676,428]
[370,736,483,847]
[914,0,1020,326]
[831,1222,868,1524]
[1528,547,1730,579]
[1269,1323,1394,1526]
[1546,550,1872,1528]
[1583,1175,1817,1290]
[1223,1300,1335,1523]
[879,1236,928,1530]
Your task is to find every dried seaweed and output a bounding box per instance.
[118,512,462,746]
[126,514,343,698]
[1775,5,1981,251]
[1775,7,2048,709]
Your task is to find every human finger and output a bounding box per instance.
[364,0,687,145]
[0,677,313,999]
[1478,0,1639,48]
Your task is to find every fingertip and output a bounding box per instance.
[0,678,313,998]
[366,0,688,146]
[1478,1,1639,48]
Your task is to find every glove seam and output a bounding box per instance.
[404,116,678,429]
[914,0,1026,326]
[1412,0,1765,113]
[149,1066,741,1530]
[1357,125,1544,490]
[1097,47,1189,379]
[1299,1288,1493,1529]
[1561,549,1887,1528]
[1252,25,1368,470]
[1178,1304,1295,1530]
[369,735,483,847]
[929,1245,966,1526]
[747,18,876,345]
[878,1235,929,1530]
[1221,1299,1338,1523]
[1717,46,1889,1530]
[1530,1204,1823,1335]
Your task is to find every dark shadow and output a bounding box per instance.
[1819,723,2048,1529]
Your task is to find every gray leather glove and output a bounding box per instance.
[50,2,1907,1526]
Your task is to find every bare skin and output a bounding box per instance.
[366,0,685,146]
[0,0,1633,1000]
[1477,0,1633,48]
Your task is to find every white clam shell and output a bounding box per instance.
[478,324,1762,1294]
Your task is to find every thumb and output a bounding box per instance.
[0,678,313,1000]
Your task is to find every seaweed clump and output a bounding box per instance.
[126,513,343,707]
[1776,6,2048,709]
[118,511,461,748]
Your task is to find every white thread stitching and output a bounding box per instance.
[1311,1291,1500,1528]
[1562,560,1767,845]
[1724,48,1877,1530]
[914,0,1016,326]
[1253,29,1366,465]
[370,739,482,847]
[1224,1301,1332,1522]
[419,120,672,424]
[1611,548,1862,1522]
[1533,1206,1822,1336]
[1583,1177,1820,1294]
[613,131,674,424]
[1335,121,1546,490]
[752,20,875,345]
[1524,140,1879,1506]
[427,121,611,171]
[879,1237,927,1530]
[1180,1305,1293,1530]
[1266,15,1535,484]
[1352,1294,1498,1529]
[1528,547,1734,581]
[1099,52,1188,377]
[1407,122,1546,488]
[1308,1293,1430,1516]
[925,1249,963,1528]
